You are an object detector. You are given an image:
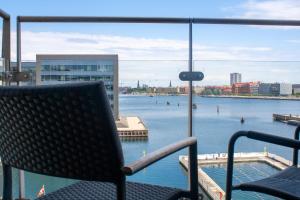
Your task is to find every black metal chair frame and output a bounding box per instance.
[0,82,199,200]
[2,139,199,200]
[225,126,300,200]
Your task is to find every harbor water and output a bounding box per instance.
[2,95,300,199]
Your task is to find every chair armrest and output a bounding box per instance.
[122,137,197,175]
[246,131,300,148]
[225,130,300,200]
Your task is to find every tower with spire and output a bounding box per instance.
[169,80,172,88]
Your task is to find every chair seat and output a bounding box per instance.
[233,166,300,200]
[36,181,185,200]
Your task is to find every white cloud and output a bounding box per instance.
[287,39,300,44]
[7,31,272,62]
[225,0,300,29]
[240,0,300,19]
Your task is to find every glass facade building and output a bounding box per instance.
[36,54,119,119]
[12,55,119,119]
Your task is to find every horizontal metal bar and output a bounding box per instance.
[193,18,300,26]
[18,16,190,24]
[0,9,10,20]
[17,16,300,26]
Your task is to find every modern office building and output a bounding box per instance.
[270,83,292,96]
[258,82,293,96]
[258,83,272,96]
[292,84,300,95]
[230,73,241,86]
[13,55,119,119]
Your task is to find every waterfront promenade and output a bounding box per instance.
[123,93,300,101]
[201,95,300,101]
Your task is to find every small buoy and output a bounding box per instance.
[166,101,170,105]
[240,117,245,124]
[217,105,220,113]
[177,103,179,107]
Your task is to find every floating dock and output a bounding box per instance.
[273,113,300,126]
[116,116,148,137]
[179,152,292,200]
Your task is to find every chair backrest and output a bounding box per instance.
[0,81,124,182]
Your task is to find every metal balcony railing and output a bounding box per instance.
[2,8,300,199]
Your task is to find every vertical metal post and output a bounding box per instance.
[293,126,300,166]
[17,17,26,199]
[1,11,10,86]
[3,164,13,200]
[17,17,22,73]
[188,19,197,196]
[2,17,10,73]
[189,142,199,199]
[188,20,193,137]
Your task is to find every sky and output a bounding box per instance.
[1,0,300,86]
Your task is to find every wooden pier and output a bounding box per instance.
[273,113,300,126]
[116,116,148,137]
[179,152,292,200]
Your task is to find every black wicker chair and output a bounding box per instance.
[225,127,300,200]
[0,81,199,200]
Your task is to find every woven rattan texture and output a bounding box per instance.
[36,181,183,200]
[0,82,124,182]
[235,166,300,199]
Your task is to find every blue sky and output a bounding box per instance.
[1,0,300,86]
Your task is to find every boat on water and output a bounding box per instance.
[166,101,170,105]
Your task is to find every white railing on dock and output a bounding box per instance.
[197,152,267,160]
[268,153,293,167]
[198,168,225,200]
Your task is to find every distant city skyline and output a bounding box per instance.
[11,60,300,88]
[120,69,299,88]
